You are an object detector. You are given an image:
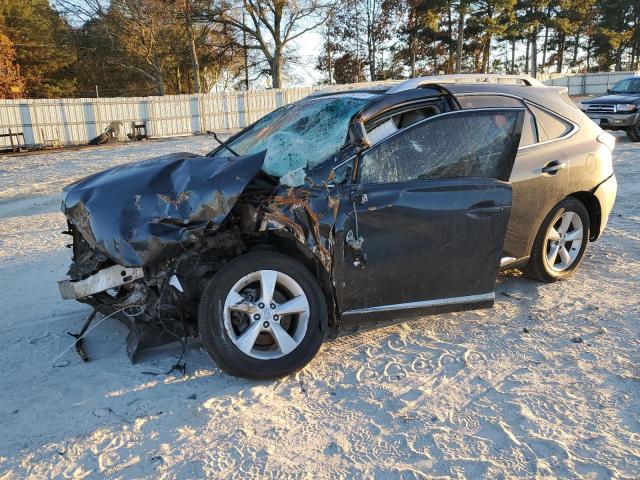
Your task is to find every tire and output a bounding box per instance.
[198,251,327,379]
[88,131,111,146]
[528,197,590,283]
[626,122,640,142]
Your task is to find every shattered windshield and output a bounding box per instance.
[214,94,373,186]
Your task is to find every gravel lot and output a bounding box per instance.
[0,132,638,479]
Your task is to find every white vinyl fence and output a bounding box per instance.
[0,72,637,149]
[538,71,639,96]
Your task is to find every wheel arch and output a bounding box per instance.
[247,231,338,327]
[569,191,602,241]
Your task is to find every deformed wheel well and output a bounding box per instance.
[569,191,601,241]
[247,232,338,327]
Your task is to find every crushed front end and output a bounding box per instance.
[57,151,271,361]
[59,221,248,360]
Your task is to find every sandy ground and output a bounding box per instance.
[0,133,639,479]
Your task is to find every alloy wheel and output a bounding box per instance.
[544,211,584,272]
[223,269,310,360]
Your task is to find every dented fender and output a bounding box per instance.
[259,163,344,274]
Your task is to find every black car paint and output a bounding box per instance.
[581,93,640,105]
[445,83,610,265]
[59,94,525,359]
[333,178,513,320]
[62,151,266,267]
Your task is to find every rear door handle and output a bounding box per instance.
[541,160,566,174]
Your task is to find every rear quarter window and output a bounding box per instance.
[526,103,573,141]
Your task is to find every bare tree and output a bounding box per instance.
[56,0,175,95]
[212,0,330,88]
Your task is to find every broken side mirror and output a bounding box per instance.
[352,116,370,152]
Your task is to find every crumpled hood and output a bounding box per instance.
[583,94,640,104]
[62,151,266,267]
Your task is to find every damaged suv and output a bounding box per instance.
[59,75,617,379]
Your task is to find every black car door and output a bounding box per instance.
[333,108,525,323]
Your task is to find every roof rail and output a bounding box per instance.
[385,74,543,94]
[306,80,399,98]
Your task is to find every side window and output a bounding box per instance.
[457,94,537,147]
[359,109,523,184]
[527,103,573,141]
[366,104,442,146]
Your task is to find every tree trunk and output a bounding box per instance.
[410,36,416,77]
[541,4,551,71]
[524,36,530,74]
[541,25,549,71]
[556,32,565,73]
[242,12,249,90]
[432,26,438,73]
[327,41,333,84]
[409,6,416,77]
[271,49,283,88]
[572,33,580,67]
[369,41,376,81]
[447,2,454,72]
[152,55,165,96]
[456,9,464,73]
[511,39,516,74]
[185,3,200,94]
[530,29,538,75]
[482,34,492,73]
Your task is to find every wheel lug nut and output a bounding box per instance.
[254,314,261,320]
[258,303,265,309]
[273,314,279,321]
[263,321,270,328]
[270,303,276,309]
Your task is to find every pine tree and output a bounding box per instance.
[0,0,76,97]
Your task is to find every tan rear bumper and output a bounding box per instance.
[594,174,617,236]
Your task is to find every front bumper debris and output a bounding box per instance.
[58,265,144,300]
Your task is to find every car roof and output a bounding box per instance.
[386,74,543,94]
[307,74,583,125]
[306,84,394,99]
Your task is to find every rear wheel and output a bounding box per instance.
[198,251,327,379]
[626,122,640,142]
[528,198,590,283]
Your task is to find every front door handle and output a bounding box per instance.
[467,203,507,218]
[541,160,566,174]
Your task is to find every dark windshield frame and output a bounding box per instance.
[610,78,640,94]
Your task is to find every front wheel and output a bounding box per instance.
[626,122,640,142]
[198,251,327,379]
[528,198,590,283]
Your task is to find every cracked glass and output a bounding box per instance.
[359,109,523,184]
[215,94,373,186]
